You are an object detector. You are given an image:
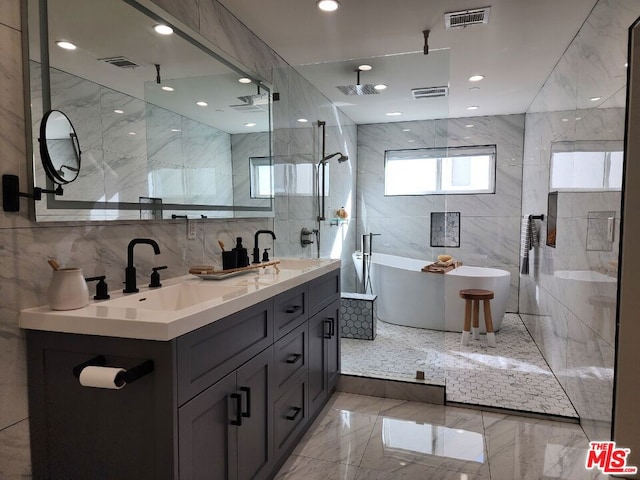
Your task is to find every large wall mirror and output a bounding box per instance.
[28,0,273,221]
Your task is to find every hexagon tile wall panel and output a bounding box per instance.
[340,293,377,340]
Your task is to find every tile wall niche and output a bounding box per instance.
[520,0,640,441]
[0,0,358,475]
[356,115,524,312]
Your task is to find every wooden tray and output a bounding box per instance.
[421,261,462,274]
[189,260,281,280]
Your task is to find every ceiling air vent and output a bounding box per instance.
[412,86,449,99]
[445,7,491,29]
[99,56,142,68]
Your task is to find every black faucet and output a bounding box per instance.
[124,238,161,293]
[252,230,276,264]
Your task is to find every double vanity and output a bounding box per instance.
[20,258,341,479]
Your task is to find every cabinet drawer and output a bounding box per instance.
[177,299,273,405]
[274,322,307,396]
[308,270,341,317]
[273,284,308,339]
[273,376,307,458]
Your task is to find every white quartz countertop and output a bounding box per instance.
[19,258,341,341]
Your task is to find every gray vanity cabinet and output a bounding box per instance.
[307,271,341,417]
[178,347,273,480]
[25,267,341,480]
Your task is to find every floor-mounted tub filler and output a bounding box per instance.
[353,252,510,333]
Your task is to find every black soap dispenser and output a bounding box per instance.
[233,237,249,267]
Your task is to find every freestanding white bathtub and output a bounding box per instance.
[353,252,510,333]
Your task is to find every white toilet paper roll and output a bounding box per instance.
[79,366,126,389]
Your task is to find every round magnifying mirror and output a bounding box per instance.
[39,110,82,185]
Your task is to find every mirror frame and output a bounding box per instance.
[39,109,81,185]
[29,0,274,220]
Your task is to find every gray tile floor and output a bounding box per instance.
[341,314,578,418]
[275,393,608,480]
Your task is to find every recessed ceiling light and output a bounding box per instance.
[469,75,484,82]
[196,101,208,107]
[161,86,175,92]
[467,106,479,110]
[465,124,474,128]
[153,24,173,35]
[128,132,136,136]
[170,128,181,132]
[238,77,252,84]
[317,0,340,12]
[385,112,402,116]
[561,118,569,122]
[358,64,372,71]
[113,109,124,114]
[575,117,582,121]
[56,41,77,50]
[244,122,257,127]
[402,128,411,132]
[374,84,387,91]
[297,118,308,123]
[590,96,601,102]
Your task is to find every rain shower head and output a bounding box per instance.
[319,152,348,164]
[336,68,380,96]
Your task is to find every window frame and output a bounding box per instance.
[384,144,497,196]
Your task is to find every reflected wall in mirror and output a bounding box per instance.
[29,0,273,221]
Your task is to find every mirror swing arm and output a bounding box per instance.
[2,174,63,213]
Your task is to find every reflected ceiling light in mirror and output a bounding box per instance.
[161,86,175,92]
[385,111,402,116]
[465,124,474,128]
[153,24,173,35]
[113,109,124,114]
[467,105,479,110]
[317,0,340,12]
[244,122,257,127]
[128,132,136,135]
[590,96,601,102]
[469,74,484,82]
[402,128,411,132]
[196,101,208,107]
[358,64,372,71]
[238,77,252,84]
[297,118,308,123]
[170,128,181,132]
[374,84,387,91]
[56,41,77,50]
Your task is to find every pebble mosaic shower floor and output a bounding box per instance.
[341,313,578,418]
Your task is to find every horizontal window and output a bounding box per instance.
[250,158,329,198]
[550,141,623,191]
[384,145,496,196]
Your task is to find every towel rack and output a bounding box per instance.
[72,355,155,387]
[530,214,545,220]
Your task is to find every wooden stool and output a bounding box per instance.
[459,289,496,347]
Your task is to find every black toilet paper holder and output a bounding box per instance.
[72,355,155,387]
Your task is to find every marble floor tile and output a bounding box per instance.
[293,409,378,465]
[379,399,484,432]
[324,392,386,416]
[355,464,490,479]
[483,412,606,480]
[360,415,489,477]
[275,455,358,480]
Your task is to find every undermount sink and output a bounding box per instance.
[101,283,246,311]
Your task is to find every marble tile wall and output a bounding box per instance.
[0,0,358,475]
[520,0,640,442]
[357,115,524,312]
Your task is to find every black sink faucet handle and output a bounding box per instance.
[85,275,110,300]
[149,266,167,288]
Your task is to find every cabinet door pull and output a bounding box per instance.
[240,386,251,418]
[230,393,243,426]
[286,305,302,314]
[328,317,335,337]
[286,406,302,421]
[286,353,302,364]
[323,319,332,339]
